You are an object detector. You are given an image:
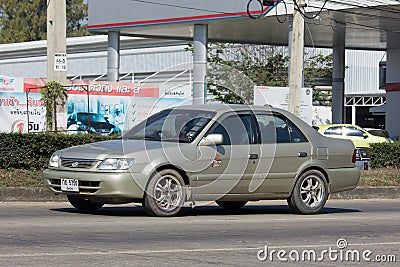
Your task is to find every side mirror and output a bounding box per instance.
[363,133,368,139]
[199,134,223,146]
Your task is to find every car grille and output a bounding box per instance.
[47,179,100,194]
[61,158,99,169]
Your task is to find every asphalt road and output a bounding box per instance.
[0,200,399,266]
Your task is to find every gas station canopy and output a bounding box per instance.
[88,0,400,50]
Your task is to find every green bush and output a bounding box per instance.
[0,133,116,170]
[370,141,400,168]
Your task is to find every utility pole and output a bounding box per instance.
[193,24,208,104]
[47,0,67,131]
[288,0,306,117]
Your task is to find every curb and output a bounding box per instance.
[330,186,400,200]
[0,188,66,202]
[0,186,399,202]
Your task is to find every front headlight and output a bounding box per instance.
[49,154,60,168]
[97,158,135,170]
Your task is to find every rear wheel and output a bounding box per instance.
[67,195,104,212]
[143,169,186,217]
[216,201,247,210]
[288,170,329,214]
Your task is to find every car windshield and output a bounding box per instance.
[123,109,215,143]
[77,113,107,123]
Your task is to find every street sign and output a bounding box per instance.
[54,53,67,71]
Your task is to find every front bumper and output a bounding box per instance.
[43,169,147,199]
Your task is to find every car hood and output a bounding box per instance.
[58,139,180,160]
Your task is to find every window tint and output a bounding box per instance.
[207,114,254,145]
[124,109,214,143]
[256,114,307,143]
[324,126,343,136]
[274,116,291,143]
[288,121,307,143]
[345,126,365,137]
[256,114,276,143]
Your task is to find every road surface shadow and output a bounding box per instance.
[50,204,360,217]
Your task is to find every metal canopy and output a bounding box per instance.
[88,0,400,50]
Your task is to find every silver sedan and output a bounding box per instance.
[43,104,360,216]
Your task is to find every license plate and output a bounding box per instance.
[61,179,79,192]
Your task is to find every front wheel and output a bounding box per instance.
[288,170,329,214]
[143,169,186,217]
[67,195,104,212]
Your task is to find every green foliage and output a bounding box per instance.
[40,81,68,131]
[304,53,333,87]
[0,0,88,44]
[207,84,245,104]
[197,43,334,105]
[370,141,400,168]
[0,132,114,170]
[66,0,89,37]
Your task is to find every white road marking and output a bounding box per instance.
[0,242,399,258]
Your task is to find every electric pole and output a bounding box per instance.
[288,0,306,117]
[47,0,67,131]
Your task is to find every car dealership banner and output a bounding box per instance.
[254,86,313,125]
[0,75,191,133]
[0,91,46,133]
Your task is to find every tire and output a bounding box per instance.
[216,201,247,210]
[67,195,104,212]
[143,169,186,217]
[288,170,329,214]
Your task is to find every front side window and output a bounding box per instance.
[123,109,215,143]
[207,114,255,145]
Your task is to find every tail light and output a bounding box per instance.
[352,149,358,163]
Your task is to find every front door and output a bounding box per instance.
[193,112,259,200]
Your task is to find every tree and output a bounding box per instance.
[201,43,333,105]
[0,0,88,44]
[40,81,67,132]
[204,43,289,104]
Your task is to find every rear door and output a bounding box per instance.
[253,113,312,194]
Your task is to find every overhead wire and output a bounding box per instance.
[246,0,264,19]
[293,0,329,19]
[275,0,288,23]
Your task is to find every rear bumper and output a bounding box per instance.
[329,167,361,193]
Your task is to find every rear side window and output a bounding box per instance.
[324,126,343,136]
[256,114,307,143]
[345,126,365,137]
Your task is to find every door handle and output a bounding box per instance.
[249,154,259,160]
[298,152,308,157]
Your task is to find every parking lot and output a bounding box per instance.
[0,199,398,266]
